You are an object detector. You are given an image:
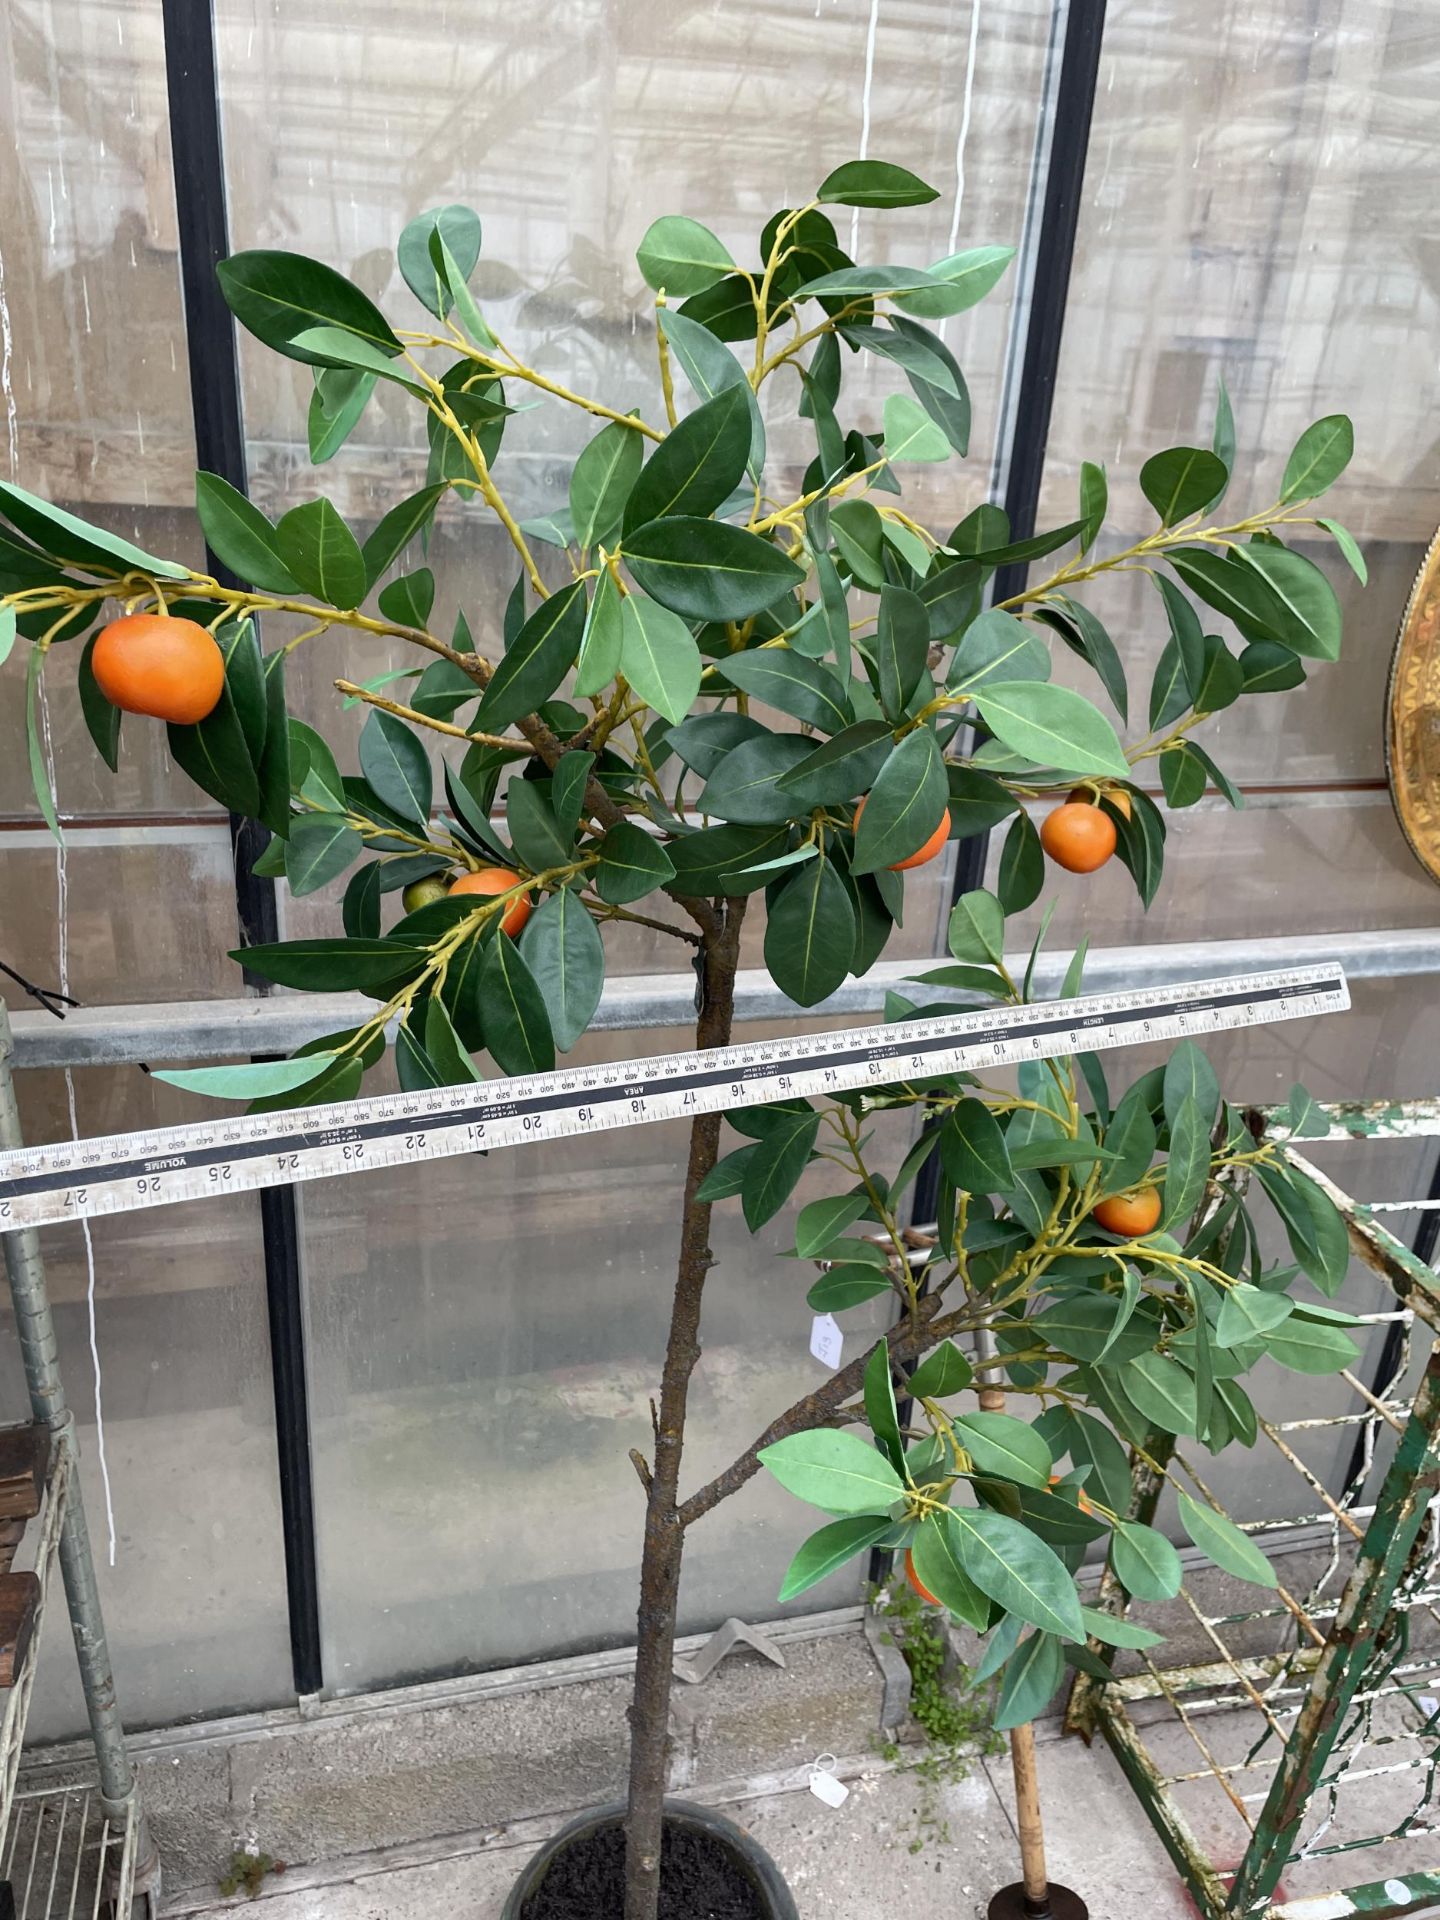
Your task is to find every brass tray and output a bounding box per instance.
[1386,525,1440,886]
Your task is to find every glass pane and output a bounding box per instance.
[302,1017,914,1691]
[3,1068,293,1734]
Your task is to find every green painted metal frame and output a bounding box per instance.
[1068,1101,1440,1920]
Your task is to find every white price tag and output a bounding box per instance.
[809,1313,843,1368]
[808,1754,849,1807]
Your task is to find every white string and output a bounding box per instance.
[850,0,883,256]
[37,682,117,1566]
[946,0,982,257]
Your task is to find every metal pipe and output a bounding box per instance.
[13,925,1440,1071]
[0,1003,134,1812]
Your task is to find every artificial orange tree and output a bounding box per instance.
[0,161,1362,1920]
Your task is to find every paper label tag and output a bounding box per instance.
[809,1314,843,1368]
[809,1768,849,1807]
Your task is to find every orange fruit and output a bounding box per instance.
[91,613,226,724]
[1093,1188,1163,1239]
[402,875,452,914]
[852,796,952,871]
[904,1548,940,1608]
[1069,785,1132,822]
[450,866,532,937]
[1040,800,1117,874]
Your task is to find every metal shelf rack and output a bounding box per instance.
[0,1006,154,1919]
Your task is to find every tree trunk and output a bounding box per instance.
[623,900,746,1920]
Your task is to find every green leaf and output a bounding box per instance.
[1229,544,1342,660]
[151,1053,343,1099]
[1215,1283,1294,1348]
[0,480,186,580]
[1139,447,1229,525]
[232,937,418,992]
[78,634,121,772]
[741,1106,821,1228]
[948,607,1050,692]
[700,734,814,823]
[398,205,482,319]
[195,473,300,593]
[478,929,554,1075]
[309,366,376,464]
[954,1412,1052,1489]
[723,649,850,732]
[997,811,1044,914]
[1257,1162,1350,1296]
[291,326,424,394]
[697,1145,759,1201]
[940,1098,1015,1194]
[506,779,571,871]
[948,1507,1084,1640]
[218,250,402,366]
[637,216,735,296]
[1167,547,1287,640]
[882,392,950,463]
[852,729,947,874]
[1111,1521,1182,1601]
[665,820,793,895]
[551,751,595,850]
[796,1194,870,1258]
[817,159,939,207]
[806,1265,892,1312]
[290,718,344,810]
[569,420,645,550]
[23,644,60,842]
[973,681,1130,779]
[378,567,435,630]
[522,888,604,1051]
[619,593,703,725]
[1317,517,1367,585]
[422,994,483,1085]
[840,320,961,398]
[574,568,624,699]
[284,812,362,896]
[342,864,382,938]
[948,888,1006,965]
[907,1341,973,1400]
[475,579,587,732]
[623,517,804,623]
[1079,1606,1164,1651]
[167,667,260,818]
[758,1429,905,1516]
[864,1342,905,1475]
[909,1514,990,1629]
[1124,1352,1200,1438]
[872,583,930,721]
[1177,1490,1276,1587]
[1239,639,1305,693]
[624,385,750,533]
[1209,375,1236,510]
[593,821,675,904]
[657,309,765,478]
[1033,597,1127,723]
[1262,1317,1360,1376]
[1280,415,1353,504]
[764,858,856,1008]
[361,484,447,591]
[995,1631,1065,1731]
[1164,1041,1219,1128]
[275,498,367,609]
[776,721,892,809]
[359,709,432,827]
[1078,463,1107,553]
[0,604,14,670]
[891,243,1017,319]
[778,1515,893,1602]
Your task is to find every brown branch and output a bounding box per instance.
[677,1291,978,1529]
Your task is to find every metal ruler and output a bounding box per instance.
[0,964,1348,1232]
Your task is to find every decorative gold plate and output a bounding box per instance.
[1387,525,1440,886]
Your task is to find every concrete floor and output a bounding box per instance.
[20,1588,1438,1919]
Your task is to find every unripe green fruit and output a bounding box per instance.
[402,874,452,913]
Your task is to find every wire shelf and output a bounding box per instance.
[3,1786,139,1920]
[1072,1105,1440,1920]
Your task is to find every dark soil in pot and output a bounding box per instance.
[518,1812,774,1920]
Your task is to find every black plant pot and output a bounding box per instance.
[502,1797,799,1920]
